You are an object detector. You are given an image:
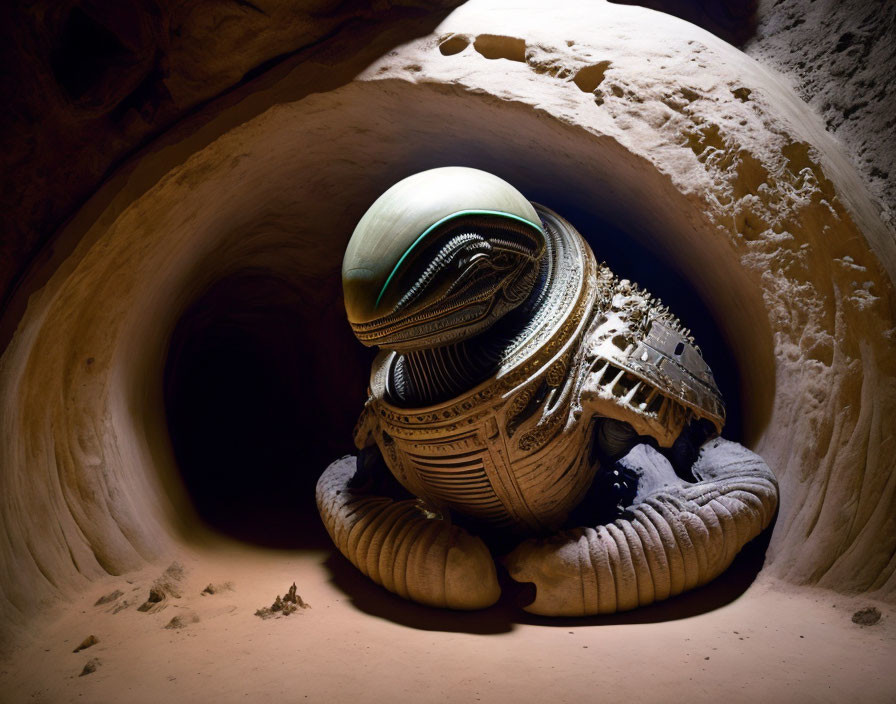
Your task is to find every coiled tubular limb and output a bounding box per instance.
[317,456,501,610]
[503,438,778,616]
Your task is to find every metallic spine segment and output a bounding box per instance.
[376,210,543,309]
[394,343,485,405]
[581,272,726,444]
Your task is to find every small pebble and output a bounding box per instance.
[79,658,101,677]
[852,607,881,626]
[73,635,98,653]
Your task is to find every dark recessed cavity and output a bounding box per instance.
[53,7,131,101]
[163,272,371,547]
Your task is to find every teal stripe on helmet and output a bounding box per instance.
[375,209,543,309]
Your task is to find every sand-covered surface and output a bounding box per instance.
[2,535,893,703]
[1,0,894,700]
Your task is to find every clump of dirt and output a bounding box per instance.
[73,635,98,652]
[852,606,882,626]
[201,581,234,596]
[255,582,310,619]
[137,562,185,613]
[111,599,133,614]
[94,590,123,606]
[164,612,200,630]
[79,658,101,676]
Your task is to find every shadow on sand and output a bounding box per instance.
[322,513,777,634]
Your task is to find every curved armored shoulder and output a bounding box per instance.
[582,271,725,447]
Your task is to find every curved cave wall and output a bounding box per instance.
[0,0,894,635]
[0,0,462,316]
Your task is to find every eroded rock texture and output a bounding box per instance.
[746,0,895,229]
[617,0,895,229]
[0,0,893,639]
[0,0,460,321]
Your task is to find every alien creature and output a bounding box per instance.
[317,167,778,616]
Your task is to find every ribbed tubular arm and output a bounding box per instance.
[316,456,501,610]
[503,439,778,616]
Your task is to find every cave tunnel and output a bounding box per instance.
[1,0,894,700]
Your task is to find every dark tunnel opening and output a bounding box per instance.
[163,271,372,547]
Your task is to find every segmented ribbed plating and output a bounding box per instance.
[395,233,489,312]
[504,439,778,616]
[316,457,501,610]
[352,217,542,341]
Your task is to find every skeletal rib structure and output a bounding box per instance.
[318,167,778,615]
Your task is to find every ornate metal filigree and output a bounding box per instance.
[319,167,777,616]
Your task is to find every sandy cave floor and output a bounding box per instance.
[2,515,893,704]
[1,2,895,700]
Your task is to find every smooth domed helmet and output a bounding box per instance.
[342,167,545,351]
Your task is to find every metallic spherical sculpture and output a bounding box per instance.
[317,167,778,615]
